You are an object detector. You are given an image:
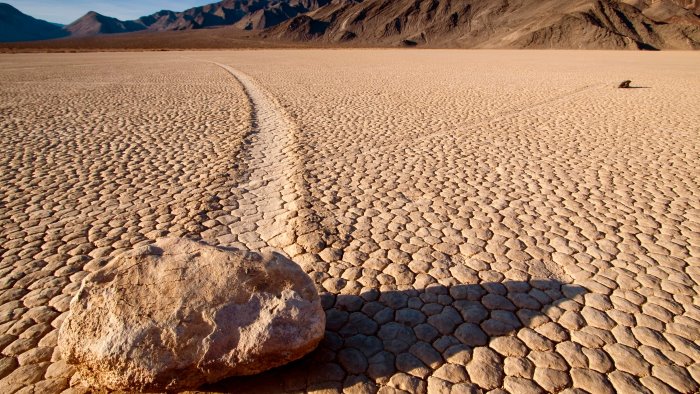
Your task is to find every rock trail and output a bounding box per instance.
[0,51,698,394]
[0,55,256,393]
[204,50,700,394]
[209,62,302,254]
[356,83,607,158]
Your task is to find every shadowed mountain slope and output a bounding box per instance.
[2,0,699,49]
[0,3,68,42]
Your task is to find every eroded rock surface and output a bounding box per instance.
[58,237,324,392]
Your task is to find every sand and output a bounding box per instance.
[0,50,699,393]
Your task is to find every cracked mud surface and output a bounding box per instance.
[1,50,699,393]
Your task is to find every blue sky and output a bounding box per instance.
[8,1,209,24]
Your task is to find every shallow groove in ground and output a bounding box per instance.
[212,62,302,253]
[356,83,607,158]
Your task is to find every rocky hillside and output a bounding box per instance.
[2,0,699,49]
[0,3,68,42]
[267,0,700,49]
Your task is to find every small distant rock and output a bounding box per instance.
[58,238,325,392]
[618,80,632,88]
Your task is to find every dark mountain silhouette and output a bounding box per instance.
[0,3,68,42]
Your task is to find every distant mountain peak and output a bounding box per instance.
[65,10,147,37]
[77,11,119,21]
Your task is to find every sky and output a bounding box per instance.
[8,0,209,24]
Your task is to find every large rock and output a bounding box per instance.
[58,238,325,392]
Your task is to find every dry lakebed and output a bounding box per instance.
[0,50,699,393]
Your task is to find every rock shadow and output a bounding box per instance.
[202,279,587,393]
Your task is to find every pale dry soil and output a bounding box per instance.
[0,50,699,394]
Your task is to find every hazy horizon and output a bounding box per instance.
[6,0,208,24]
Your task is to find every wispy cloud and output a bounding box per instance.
[7,0,209,24]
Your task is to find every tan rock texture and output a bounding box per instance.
[57,237,325,392]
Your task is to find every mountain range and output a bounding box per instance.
[63,0,332,37]
[1,0,699,49]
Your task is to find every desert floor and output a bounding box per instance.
[0,50,699,393]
